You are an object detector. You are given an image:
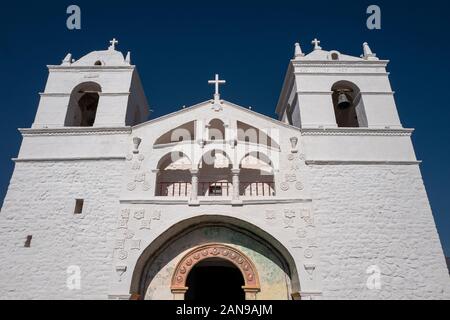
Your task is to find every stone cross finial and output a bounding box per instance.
[294,43,305,58]
[109,38,119,50]
[311,38,322,50]
[208,74,226,100]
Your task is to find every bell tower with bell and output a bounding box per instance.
[276,40,402,129]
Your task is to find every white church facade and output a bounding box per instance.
[0,39,449,300]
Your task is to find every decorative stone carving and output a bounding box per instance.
[171,244,260,295]
[283,218,295,229]
[123,230,135,239]
[304,264,316,280]
[295,182,304,191]
[134,209,145,220]
[121,209,130,219]
[296,229,307,238]
[289,239,305,248]
[265,210,276,220]
[304,249,314,259]
[152,210,161,220]
[280,182,289,191]
[138,154,145,161]
[299,209,310,218]
[285,174,297,183]
[126,154,133,161]
[115,239,125,250]
[127,182,137,191]
[116,266,127,282]
[140,220,151,230]
[118,219,128,229]
[132,162,141,170]
[287,154,295,161]
[130,240,141,251]
[142,182,151,191]
[133,137,142,154]
[135,173,145,183]
[284,209,297,219]
[118,250,128,260]
[290,137,299,153]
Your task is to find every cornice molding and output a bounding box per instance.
[305,160,421,166]
[296,91,395,96]
[19,126,132,136]
[13,156,126,163]
[39,93,70,97]
[120,197,312,205]
[47,65,135,71]
[98,92,130,97]
[291,60,389,67]
[295,72,390,76]
[301,128,414,136]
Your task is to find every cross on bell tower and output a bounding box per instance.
[311,38,322,50]
[109,38,119,50]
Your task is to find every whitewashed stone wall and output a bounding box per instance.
[0,160,124,299]
[310,164,450,300]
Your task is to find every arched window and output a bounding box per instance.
[331,81,367,128]
[155,152,192,196]
[208,119,225,141]
[65,82,101,127]
[239,152,275,197]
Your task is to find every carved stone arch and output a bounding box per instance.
[196,149,234,169]
[170,243,261,300]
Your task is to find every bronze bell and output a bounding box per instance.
[337,92,351,109]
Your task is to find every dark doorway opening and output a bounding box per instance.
[185,258,245,301]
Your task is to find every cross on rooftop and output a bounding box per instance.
[208,74,226,100]
[312,38,322,50]
[109,38,119,50]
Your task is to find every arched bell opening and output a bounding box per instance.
[331,81,367,128]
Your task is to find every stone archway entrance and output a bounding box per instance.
[171,244,260,300]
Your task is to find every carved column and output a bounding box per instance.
[190,169,199,205]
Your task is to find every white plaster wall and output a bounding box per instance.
[0,160,124,299]
[310,164,450,299]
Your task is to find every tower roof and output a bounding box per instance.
[292,39,380,62]
[61,38,131,67]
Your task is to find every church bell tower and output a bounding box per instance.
[32,39,149,129]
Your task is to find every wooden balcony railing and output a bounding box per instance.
[157,182,275,197]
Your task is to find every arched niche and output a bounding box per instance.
[155,152,192,196]
[331,81,368,128]
[129,215,301,300]
[197,150,233,197]
[239,151,275,197]
[207,119,226,141]
[65,82,102,127]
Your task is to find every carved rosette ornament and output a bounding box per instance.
[171,244,260,298]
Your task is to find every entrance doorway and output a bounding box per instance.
[185,258,245,301]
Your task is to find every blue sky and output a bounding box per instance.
[1,0,449,256]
